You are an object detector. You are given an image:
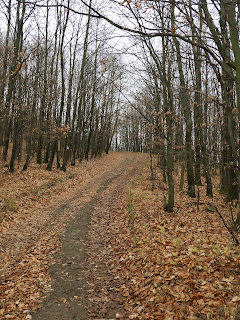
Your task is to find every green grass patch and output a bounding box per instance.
[3,196,17,212]
[67,173,76,179]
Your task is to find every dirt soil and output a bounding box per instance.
[0,152,147,320]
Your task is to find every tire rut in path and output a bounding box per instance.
[32,154,141,320]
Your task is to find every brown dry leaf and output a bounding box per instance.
[231,296,240,302]
[5,315,15,319]
[60,298,67,304]
[129,314,138,319]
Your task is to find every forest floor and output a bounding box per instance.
[0,152,240,320]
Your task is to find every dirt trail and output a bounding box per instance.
[0,152,146,320]
[32,154,143,320]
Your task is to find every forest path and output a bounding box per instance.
[31,153,143,320]
[1,153,146,320]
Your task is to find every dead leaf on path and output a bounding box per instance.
[231,296,240,302]
[101,163,240,319]
[129,314,138,319]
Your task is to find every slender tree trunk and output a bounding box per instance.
[171,0,195,198]
[190,5,212,195]
[202,62,213,197]
[47,1,70,170]
[61,33,78,171]
[161,14,174,212]
[85,43,98,161]
[37,0,49,165]
[0,0,12,149]
[71,0,92,165]
[2,0,23,162]
[9,0,25,173]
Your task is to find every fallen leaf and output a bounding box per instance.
[231,296,240,302]
[129,314,138,319]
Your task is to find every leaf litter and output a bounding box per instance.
[94,162,240,319]
[1,154,240,320]
[0,152,141,320]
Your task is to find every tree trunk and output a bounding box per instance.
[171,0,195,198]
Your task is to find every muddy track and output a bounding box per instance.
[30,153,146,320]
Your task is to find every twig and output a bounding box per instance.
[214,206,239,245]
[197,186,200,212]
[176,192,183,214]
